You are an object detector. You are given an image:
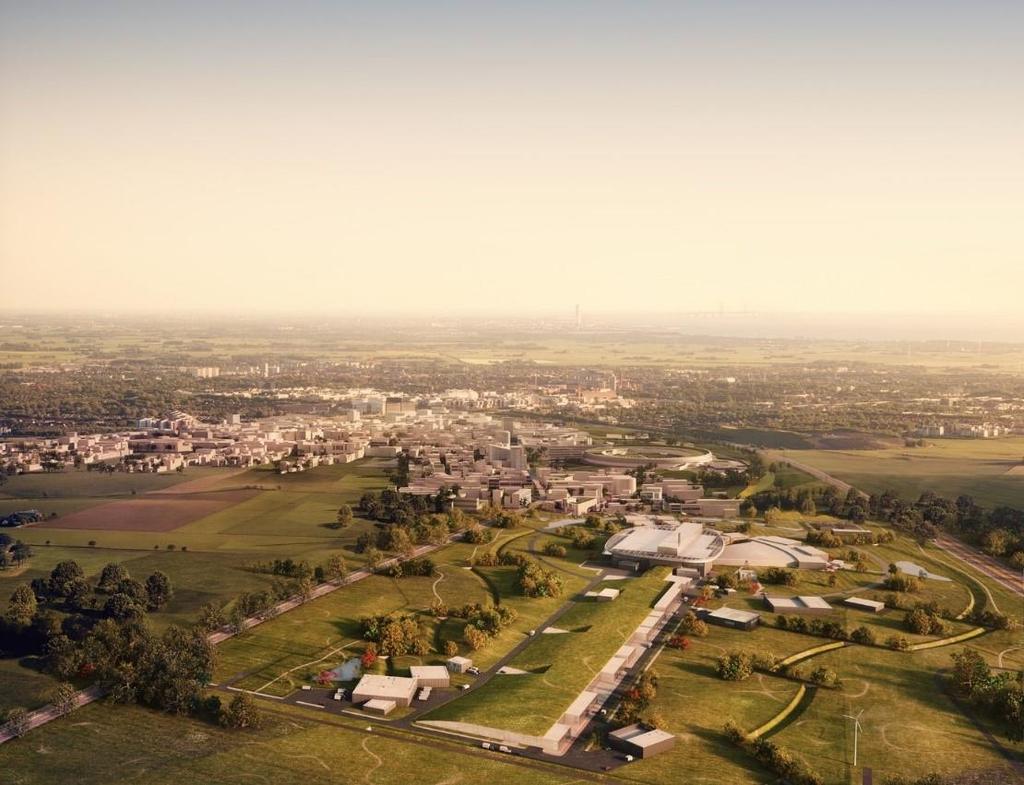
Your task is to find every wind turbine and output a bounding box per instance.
[842,709,865,768]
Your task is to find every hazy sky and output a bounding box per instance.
[2,1,1022,320]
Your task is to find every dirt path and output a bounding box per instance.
[253,641,354,694]
[431,571,446,602]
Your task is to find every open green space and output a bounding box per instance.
[773,437,1024,509]
[0,700,573,785]
[212,527,589,695]
[0,658,59,715]
[425,568,669,737]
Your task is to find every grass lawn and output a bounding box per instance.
[0,658,60,715]
[425,568,670,737]
[213,527,594,694]
[214,571,434,695]
[771,642,1024,784]
[772,438,1024,509]
[0,700,574,785]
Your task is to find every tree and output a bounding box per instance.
[325,554,347,581]
[850,626,876,646]
[335,504,353,528]
[137,626,216,715]
[145,571,173,610]
[443,640,459,657]
[464,625,488,651]
[950,649,990,696]
[361,643,378,668]
[678,611,709,637]
[51,682,78,717]
[220,693,263,730]
[97,563,130,593]
[196,603,226,632]
[104,592,145,621]
[362,545,384,571]
[48,560,88,607]
[3,707,30,738]
[44,634,81,679]
[5,583,37,627]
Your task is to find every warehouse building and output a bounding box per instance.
[409,665,451,689]
[352,675,418,708]
[608,724,676,759]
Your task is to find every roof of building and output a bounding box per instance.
[708,606,761,623]
[766,595,832,611]
[447,656,472,666]
[362,698,397,712]
[353,674,418,698]
[609,724,675,748]
[844,596,886,611]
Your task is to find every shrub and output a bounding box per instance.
[678,611,709,637]
[883,573,920,593]
[716,651,754,681]
[886,635,910,651]
[543,542,567,558]
[851,626,876,646]
[760,567,797,586]
[809,666,839,688]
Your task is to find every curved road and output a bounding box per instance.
[764,451,1022,600]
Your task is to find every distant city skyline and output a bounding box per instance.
[2,2,1022,319]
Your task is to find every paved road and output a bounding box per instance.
[209,534,464,645]
[1,534,464,744]
[934,534,1024,599]
[762,450,867,500]
[762,451,1024,603]
[0,685,105,743]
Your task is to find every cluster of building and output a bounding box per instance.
[913,422,1012,439]
[1,393,742,527]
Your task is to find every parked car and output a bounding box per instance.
[467,666,480,676]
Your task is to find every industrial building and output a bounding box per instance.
[608,724,677,759]
[352,675,418,708]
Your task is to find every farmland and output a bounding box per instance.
[0,460,395,711]
[771,436,1024,509]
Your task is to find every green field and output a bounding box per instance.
[3,460,394,620]
[0,700,574,785]
[425,567,670,737]
[213,524,596,695]
[773,437,1024,508]
[0,460,395,711]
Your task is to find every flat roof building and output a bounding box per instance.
[843,596,885,613]
[447,656,473,673]
[409,665,450,689]
[362,698,397,716]
[707,606,761,631]
[608,724,676,759]
[765,595,833,613]
[352,675,418,708]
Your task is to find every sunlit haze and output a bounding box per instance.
[2,2,1022,325]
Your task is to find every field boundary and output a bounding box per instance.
[746,683,808,740]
